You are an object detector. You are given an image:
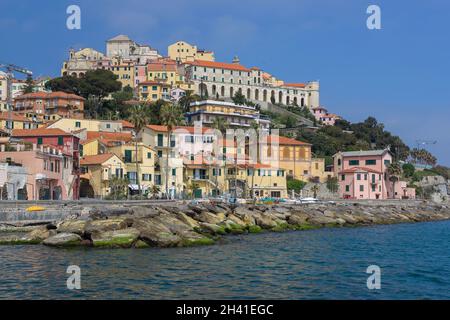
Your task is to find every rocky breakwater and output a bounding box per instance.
[1,201,450,248]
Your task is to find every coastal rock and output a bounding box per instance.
[198,222,226,235]
[254,213,278,229]
[92,228,140,248]
[307,215,341,226]
[180,231,215,246]
[85,218,131,234]
[176,212,200,229]
[27,226,55,242]
[130,206,159,218]
[43,233,82,247]
[226,213,247,227]
[195,211,224,225]
[57,220,87,235]
[287,212,309,225]
[133,218,181,247]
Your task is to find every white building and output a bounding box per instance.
[183,59,320,110]
[106,35,160,64]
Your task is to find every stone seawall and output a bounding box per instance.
[1,201,449,248]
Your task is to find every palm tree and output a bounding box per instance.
[150,185,161,199]
[211,117,229,196]
[178,90,201,113]
[187,181,200,199]
[310,184,320,199]
[128,104,150,199]
[387,162,402,199]
[249,120,261,198]
[160,103,185,199]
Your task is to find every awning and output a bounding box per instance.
[128,184,149,191]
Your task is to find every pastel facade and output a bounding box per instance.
[80,153,126,198]
[0,162,28,200]
[14,92,85,118]
[0,142,78,200]
[61,48,107,77]
[186,100,271,130]
[146,60,183,86]
[110,56,135,89]
[106,35,160,64]
[333,149,412,200]
[48,118,126,133]
[312,106,341,126]
[0,112,39,131]
[106,142,157,193]
[138,82,171,102]
[168,41,215,63]
[184,60,320,109]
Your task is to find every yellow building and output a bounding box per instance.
[47,118,125,133]
[168,41,215,63]
[260,135,327,182]
[0,112,38,131]
[79,138,102,157]
[139,125,185,198]
[147,61,184,86]
[106,142,158,193]
[80,153,127,198]
[138,82,171,102]
[109,57,135,89]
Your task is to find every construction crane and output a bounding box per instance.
[415,140,437,150]
[0,62,33,133]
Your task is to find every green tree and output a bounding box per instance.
[402,163,415,178]
[232,91,247,105]
[23,75,34,94]
[326,176,339,193]
[179,90,201,113]
[310,184,320,198]
[150,185,161,199]
[160,103,185,198]
[107,176,129,200]
[287,178,307,194]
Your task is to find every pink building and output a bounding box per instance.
[312,106,341,126]
[11,128,81,198]
[333,149,414,200]
[0,142,78,200]
[134,65,147,87]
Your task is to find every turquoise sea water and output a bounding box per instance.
[1,220,450,300]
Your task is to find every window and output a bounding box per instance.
[124,150,132,163]
[341,174,345,181]
[157,150,163,158]
[357,173,361,180]
[360,185,364,192]
[58,136,64,146]
[384,159,391,165]
[345,185,350,192]
[172,168,176,176]
[349,160,359,166]
[147,152,152,159]
[157,134,164,147]
[37,137,43,145]
[142,174,152,181]
[366,159,377,165]
[75,121,81,128]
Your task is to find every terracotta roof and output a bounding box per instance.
[121,120,135,128]
[283,83,306,88]
[188,60,251,72]
[147,63,177,72]
[339,167,383,174]
[146,125,214,134]
[267,135,311,146]
[86,131,132,142]
[0,112,31,122]
[80,153,115,165]
[12,128,73,137]
[15,91,85,101]
[138,81,171,86]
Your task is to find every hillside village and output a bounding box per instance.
[0,35,448,203]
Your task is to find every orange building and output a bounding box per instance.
[14,92,85,119]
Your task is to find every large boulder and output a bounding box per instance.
[153,214,192,234]
[133,218,181,247]
[180,231,215,246]
[287,212,309,225]
[198,222,226,235]
[84,218,132,235]
[176,212,200,229]
[195,211,224,225]
[57,220,87,235]
[92,228,140,248]
[26,226,56,242]
[254,213,278,229]
[43,233,82,247]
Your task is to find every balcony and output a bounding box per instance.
[191,175,209,181]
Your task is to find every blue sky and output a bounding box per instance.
[1,0,449,165]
